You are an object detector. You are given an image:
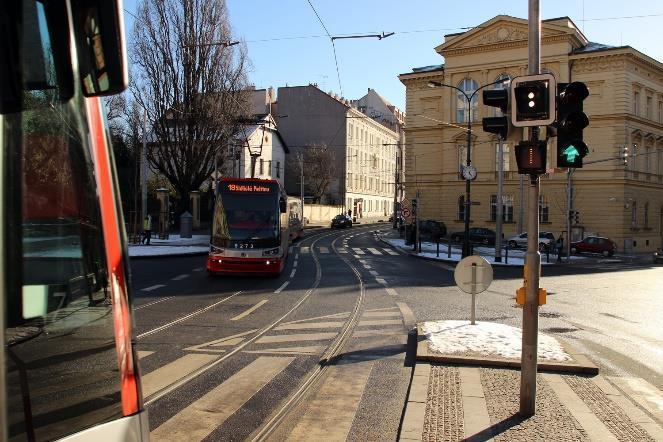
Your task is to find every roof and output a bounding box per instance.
[411,64,444,73]
[572,41,624,54]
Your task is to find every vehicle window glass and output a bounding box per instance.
[4,2,122,440]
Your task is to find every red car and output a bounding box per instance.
[571,236,616,257]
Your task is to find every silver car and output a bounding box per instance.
[507,231,556,252]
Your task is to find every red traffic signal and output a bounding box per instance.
[515,140,547,175]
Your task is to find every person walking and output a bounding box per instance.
[142,214,152,245]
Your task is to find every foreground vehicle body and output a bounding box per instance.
[207,178,290,276]
[1,0,149,440]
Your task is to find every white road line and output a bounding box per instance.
[369,270,379,276]
[256,332,337,344]
[352,248,365,255]
[171,274,189,281]
[293,260,298,268]
[274,281,290,294]
[396,302,416,325]
[231,299,268,321]
[301,247,310,254]
[275,321,344,330]
[192,267,205,272]
[290,269,296,278]
[382,248,399,255]
[135,296,174,310]
[367,248,382,255]
[375,278,387,285]
[386,287,399,297]
[137,291,242,339]
[319,246,329,254]
[142,354,218,398]
[141,284,166,292]
[150,357,294,441]
[338,248,348,254]
[295,252,299,259]
[137,351,154,359]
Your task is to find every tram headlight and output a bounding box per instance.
[262,247,280,256]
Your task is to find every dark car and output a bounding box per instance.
[653,249,663,264]
[450,227,498,245]
[571,236,616,257]
[418,219,447,241]
[331,214,352,229]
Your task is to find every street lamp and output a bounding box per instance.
[428,77,510,257]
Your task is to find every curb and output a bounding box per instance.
[415,325,599,375]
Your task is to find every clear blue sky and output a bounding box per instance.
[124,1,662,110]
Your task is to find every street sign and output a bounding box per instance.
[401,208,411,219]
[454,255,494,325]
[454,256,493,294]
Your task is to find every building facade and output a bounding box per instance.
[399,15,663,252]
[276,85,400,220]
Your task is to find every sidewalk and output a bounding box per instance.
[401,320,663,441]
[127,234,209,258]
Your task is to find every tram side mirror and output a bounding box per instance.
[71,0,128,96]
[279,198,287,214]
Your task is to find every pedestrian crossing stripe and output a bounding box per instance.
[367,248,382,255]
[352,248,365,255]
[185,329,258,353]
[298,246,400,255]
[244,346,324,356]
[319,246,329,253]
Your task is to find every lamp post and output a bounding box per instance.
[428,78,510,257]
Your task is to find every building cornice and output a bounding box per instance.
[441,34,570,58]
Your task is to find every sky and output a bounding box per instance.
[123,1,663,110]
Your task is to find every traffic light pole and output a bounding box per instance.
[495,135,504,262]
[566,168,574,262]
[520,0,541,417]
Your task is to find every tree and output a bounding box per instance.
[288,145,337,204]
[131,0,251,214]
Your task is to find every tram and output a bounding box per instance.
[1,0,149,440]
[207,178,293,276]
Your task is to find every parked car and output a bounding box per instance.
[418,219,447,241]
[331,214,352,229]
[570,236,616,257]
[653,249,663,264]
[507,231,556,252]
[450,227,498,245]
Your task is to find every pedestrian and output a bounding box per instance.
[556,234,563,262]
[142,214,152,245]
[347,209,352,217]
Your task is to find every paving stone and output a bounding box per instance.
[422,365,464,442]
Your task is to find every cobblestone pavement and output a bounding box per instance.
[563,375,655,441]
[422,366,464,442]
[480,368,589,442]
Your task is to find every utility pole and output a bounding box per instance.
[300,153,305,221]
[518,175,524,233]
[495,135,505,262]
[141,108,148,227]
[520,0,541,416]
[393,144,400,229]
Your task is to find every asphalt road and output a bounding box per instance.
[129,224,663,440]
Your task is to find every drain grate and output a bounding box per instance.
[544,327,577,333]
[540,312,562,318]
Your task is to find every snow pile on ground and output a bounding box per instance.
[422,320,571,362]
[128,245,209,257]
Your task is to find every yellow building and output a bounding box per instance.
[399,15,663,253]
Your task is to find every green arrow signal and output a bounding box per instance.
[563,145,580,163]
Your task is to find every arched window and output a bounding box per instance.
[456,78,479,123]
[458,195,466,221]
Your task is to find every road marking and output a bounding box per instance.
[369,270,379,276]
[286,362,373,441]
[275,321,344,331]
[352,248,365,255]
[280,312,349,325]
[301,247,310,254]
[151,356,294,441]
[367,248,382,255]
[171,274,189,281]
[337,248,348,253]
[295,252,299,259]
[358,319,402,327]
[319,246,329,254]
[608,376,663,422]
[256,332,337,344]
[375,278,387,285]
[137,351,154,359]
[135,296,174,310]
[385,287,399,296]
[192,267,204,272]
[231,300,268,321]
[363,311,400,318]
[363,264,372,270]
[382,248,399,255]
[289,268,296,278]
[137,291,242,339]
[141,284,166,292]
[396,302,416,327]
[244,346,324,356]
[142,354,218,398]
[353,329,402,338]
[186,329,258,353]
[274,281,290,294]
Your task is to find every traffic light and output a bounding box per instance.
[510,74,556,127]
[515,140,547,175]
[557,82,589,168]
[482,88,509,139]
[569,210,580,225]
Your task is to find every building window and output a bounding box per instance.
[631,143,638,171]
[659,101,663,124]
[539,195,549,223]
[633,91,640,116]
[645,147,651,173]
[644,202,649,228]
[259,159,264,175]
[347,172,352,188]
[456,78,479,123]
[495,143,510,172]
[490,195,514,222]
[458,195,465,221]
[646,96,652,119]
[276,161,280,178]
[631,201,638,227]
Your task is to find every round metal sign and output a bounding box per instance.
[454,256,493,294]
[401,208,411,219]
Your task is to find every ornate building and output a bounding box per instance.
[399,15,663,252]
